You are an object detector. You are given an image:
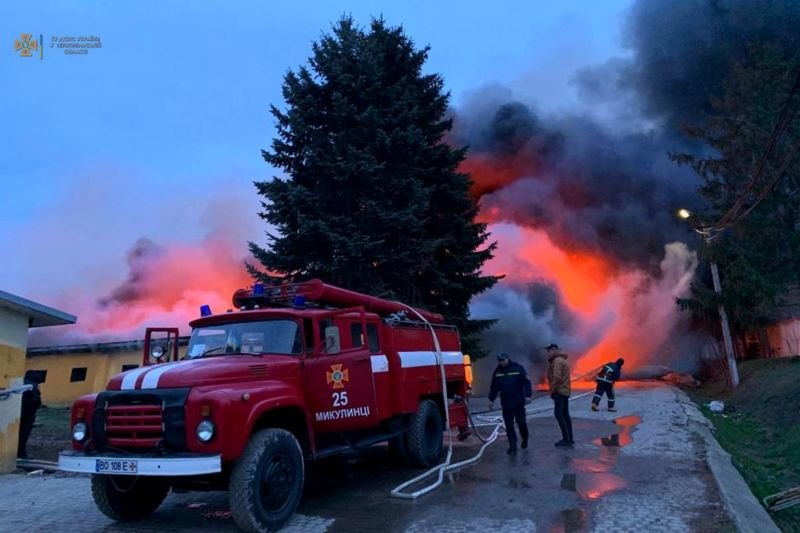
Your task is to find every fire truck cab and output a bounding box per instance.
[59,280,471,532]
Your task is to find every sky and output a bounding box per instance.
[1,1,632,301]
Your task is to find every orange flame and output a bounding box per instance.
[468,152,697,374]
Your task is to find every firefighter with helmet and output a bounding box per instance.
[591,357,624,412]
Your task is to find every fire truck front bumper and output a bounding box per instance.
[58,451,222,477]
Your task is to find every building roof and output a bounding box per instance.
[0,290,77,327]
[28,336,190,357]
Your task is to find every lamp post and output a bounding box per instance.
[677,209,740,388]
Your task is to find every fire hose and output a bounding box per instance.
[389,322,604,499]
[389,304,456,499]
[0,384,32,402]
[470,365,604,428]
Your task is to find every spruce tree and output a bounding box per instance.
[249,17,498,355]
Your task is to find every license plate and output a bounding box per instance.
[95,459,138,474]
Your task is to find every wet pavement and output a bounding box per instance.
[0,383,737,532]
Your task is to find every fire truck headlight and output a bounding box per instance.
[72,422,88,442]
[196,420,215,442]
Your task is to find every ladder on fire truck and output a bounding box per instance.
[233,278,446,324]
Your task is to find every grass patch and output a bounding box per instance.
[689,357,800,532]
[27,406,72,462]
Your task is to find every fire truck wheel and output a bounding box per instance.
[230,428,305,533]
[91,475,169,522]
[404,399,444,467]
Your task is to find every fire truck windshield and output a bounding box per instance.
[186,319,302,358]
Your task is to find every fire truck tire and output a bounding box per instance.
[404,399,444,467]
[230,428,305,533]
[91,475,169,522]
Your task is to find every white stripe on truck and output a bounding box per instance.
[120,366,152,390]
[140,364,174,389]
[398,351,463,368]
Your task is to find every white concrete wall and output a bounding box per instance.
[0,308,27,352]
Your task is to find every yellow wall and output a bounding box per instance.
[25,350,142,406]
[0,308,29,473]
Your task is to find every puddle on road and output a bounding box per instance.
[614,415,642,427]
[560,472,627,501]
[592,414,641,448]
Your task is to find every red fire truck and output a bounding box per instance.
[59,280,471,532]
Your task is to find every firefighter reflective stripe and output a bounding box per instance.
[370,355,389,373]
[597,377,613,383]
[120,366,153,390]
[398,351,463,368]
[140,364,174,389]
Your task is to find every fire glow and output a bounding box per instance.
[29,235,254,347]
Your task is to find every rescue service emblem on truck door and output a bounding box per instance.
[326,364,349,389]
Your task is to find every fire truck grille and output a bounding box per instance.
[92,388,189,453]
[105,404,164,448]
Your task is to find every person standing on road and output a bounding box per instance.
[592,357,625,412]
[488,353,532,454]
[18,370,43,459]
[546,344,574,447]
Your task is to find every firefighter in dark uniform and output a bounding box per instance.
[488,353,532,454]
[18,370,43,459]
[591,357,624,412]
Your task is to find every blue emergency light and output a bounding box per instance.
[293,295,306,309]
[253,283,265,296]
[200,304,213,317]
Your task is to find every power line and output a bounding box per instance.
[715,65,800,229]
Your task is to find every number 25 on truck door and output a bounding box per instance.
[332,391,349,407]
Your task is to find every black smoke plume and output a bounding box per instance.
[465,0,800,387]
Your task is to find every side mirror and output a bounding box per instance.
[143,327,179,366]
[151,345,166,361]
[324,326,341,354]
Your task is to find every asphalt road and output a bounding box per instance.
[0,383,739,532]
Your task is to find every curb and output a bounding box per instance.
[679,391,780,533]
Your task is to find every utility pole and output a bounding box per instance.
[677,208,739,388]
[709,259,740,387]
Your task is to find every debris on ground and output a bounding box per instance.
[764,486,800,512]
[662,372,701,388]
[626,366,701,388]
[708,401,725,413]
[26,469,44,476]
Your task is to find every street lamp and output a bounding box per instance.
[677,208,740,388]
